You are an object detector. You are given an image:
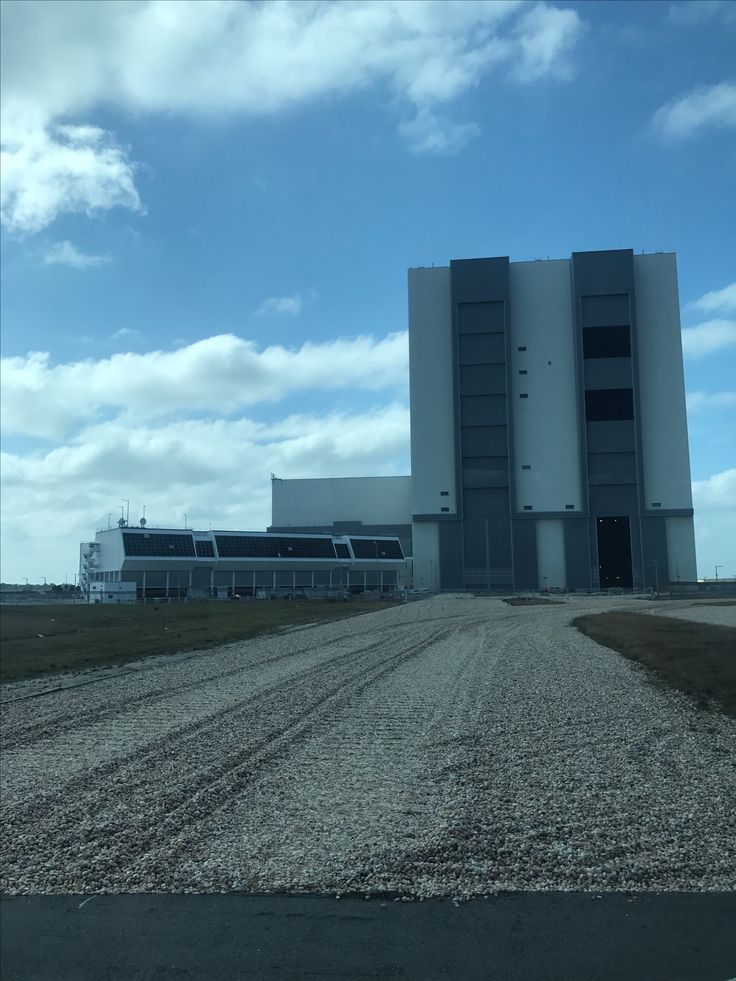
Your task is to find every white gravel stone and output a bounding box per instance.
[1,595,734,898]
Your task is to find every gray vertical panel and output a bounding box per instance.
[564,518,592,590]
[451,257,512,588]
[438,521,464,590]
[572,249,645,589]
[640,516,669,588]
[512,520,538,590]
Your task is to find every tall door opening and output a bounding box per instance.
[596,516,633,589]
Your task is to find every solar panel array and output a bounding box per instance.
[334,543,351,559]
[123,533,196,557]
[194,539,215,558]
[349,538,404,559]
[215,535,337,559]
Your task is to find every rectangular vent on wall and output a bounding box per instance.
[440,491,449,496]
[441,507,449,512]
[519,369,527,375]
[565,504,575,510]
[652,502,662,508]
[520,393,528,399]
[518,346,527,351]
[522,465,531,470]
[523,505,533,511]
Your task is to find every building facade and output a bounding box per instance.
[269,475,413,558]
[79,526,407,599]
[409,249,697,591]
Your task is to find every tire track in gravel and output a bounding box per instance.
[0,619,410,750]
[1,621,455,893]
[2,622,429,812]
[0,610,494,752]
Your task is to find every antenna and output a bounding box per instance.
[122,499,129,526]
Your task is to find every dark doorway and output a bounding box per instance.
[596,516,633,589]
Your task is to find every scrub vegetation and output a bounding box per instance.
[574,612,736,718]
[0,600,398,683]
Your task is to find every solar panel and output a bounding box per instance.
[215,535,337,559]
[334,543,351,559]
[123,533,196,557]
[195,540,215,558]
[349,538,404,559]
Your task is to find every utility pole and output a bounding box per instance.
[715,565,723,582]
[652,559,659,594]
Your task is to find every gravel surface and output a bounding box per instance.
[2,596,734,898]
[648,602,736,628]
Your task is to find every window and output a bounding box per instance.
[441,507,449,512]
[652,502,662,508]
[349,538,404,559]
[521,465,531,471]
[518,346,527,351]
[215,535,336,558]
[565,504,575,510]
[519,369,527,375]
[334,543,351,559]
[585,388,634,422]
[440,491,449,496]
[123,533,195,557]
[583,325,631,359]
[523,505,533,511]
[194,539,215,558]
[520,393,528,399]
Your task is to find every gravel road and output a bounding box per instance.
[2,596,734,898]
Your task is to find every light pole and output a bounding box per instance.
[715,565,723,582]
[652,559,659,594]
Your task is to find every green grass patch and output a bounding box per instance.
[0,599,398,683]
[574,611,736,718]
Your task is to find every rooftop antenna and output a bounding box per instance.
[184,513,188,529]
[140,504,147,528]
[122,498,129,526]
[107,513,112,530]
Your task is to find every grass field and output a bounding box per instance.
[574,612,736,718]
[0,599,398,683]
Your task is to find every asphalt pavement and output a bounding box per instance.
[2,892,735,981]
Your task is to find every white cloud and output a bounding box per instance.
[686,390,736,412]
[652,81,736,140]
[668,1,736,26]
[0,331,409,439]
[43,240,112,269]
[255,295,303,317]
[511,3,582,83]
[681,319,736,357]
[688,281,736,315]
[0,403,410,582]
[0,0,585,226]
[0,115,143,233]
[692,469,736,580]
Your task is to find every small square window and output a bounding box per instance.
[565,504,575,510]
[440,491,449,496]
[440,507,449,512]
[523,505,533,511]
[520,393,528,399]
[519,369,527,375]
[652,502,661,508]
[518,346,527,351]
[521,465,531,470]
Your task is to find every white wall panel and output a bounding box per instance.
[510,260,582,513]
[666,516,698,582]
[408,267,457,516]
[412,521,440,589]
[634,253,694,510]
[536,518,567,589]
[272,476,412,527]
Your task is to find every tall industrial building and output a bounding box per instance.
[409,249,697,591]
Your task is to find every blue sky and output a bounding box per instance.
[1,0,734,583]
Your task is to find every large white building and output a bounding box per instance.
[408,249,697,591]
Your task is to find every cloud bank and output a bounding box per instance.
[1,0,584,231]
[652,81,736,140]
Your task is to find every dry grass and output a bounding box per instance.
[503,597,563,606]
[574,612,736,718]
[0,599,398,683]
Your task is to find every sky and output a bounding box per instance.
[1,0,734,584]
